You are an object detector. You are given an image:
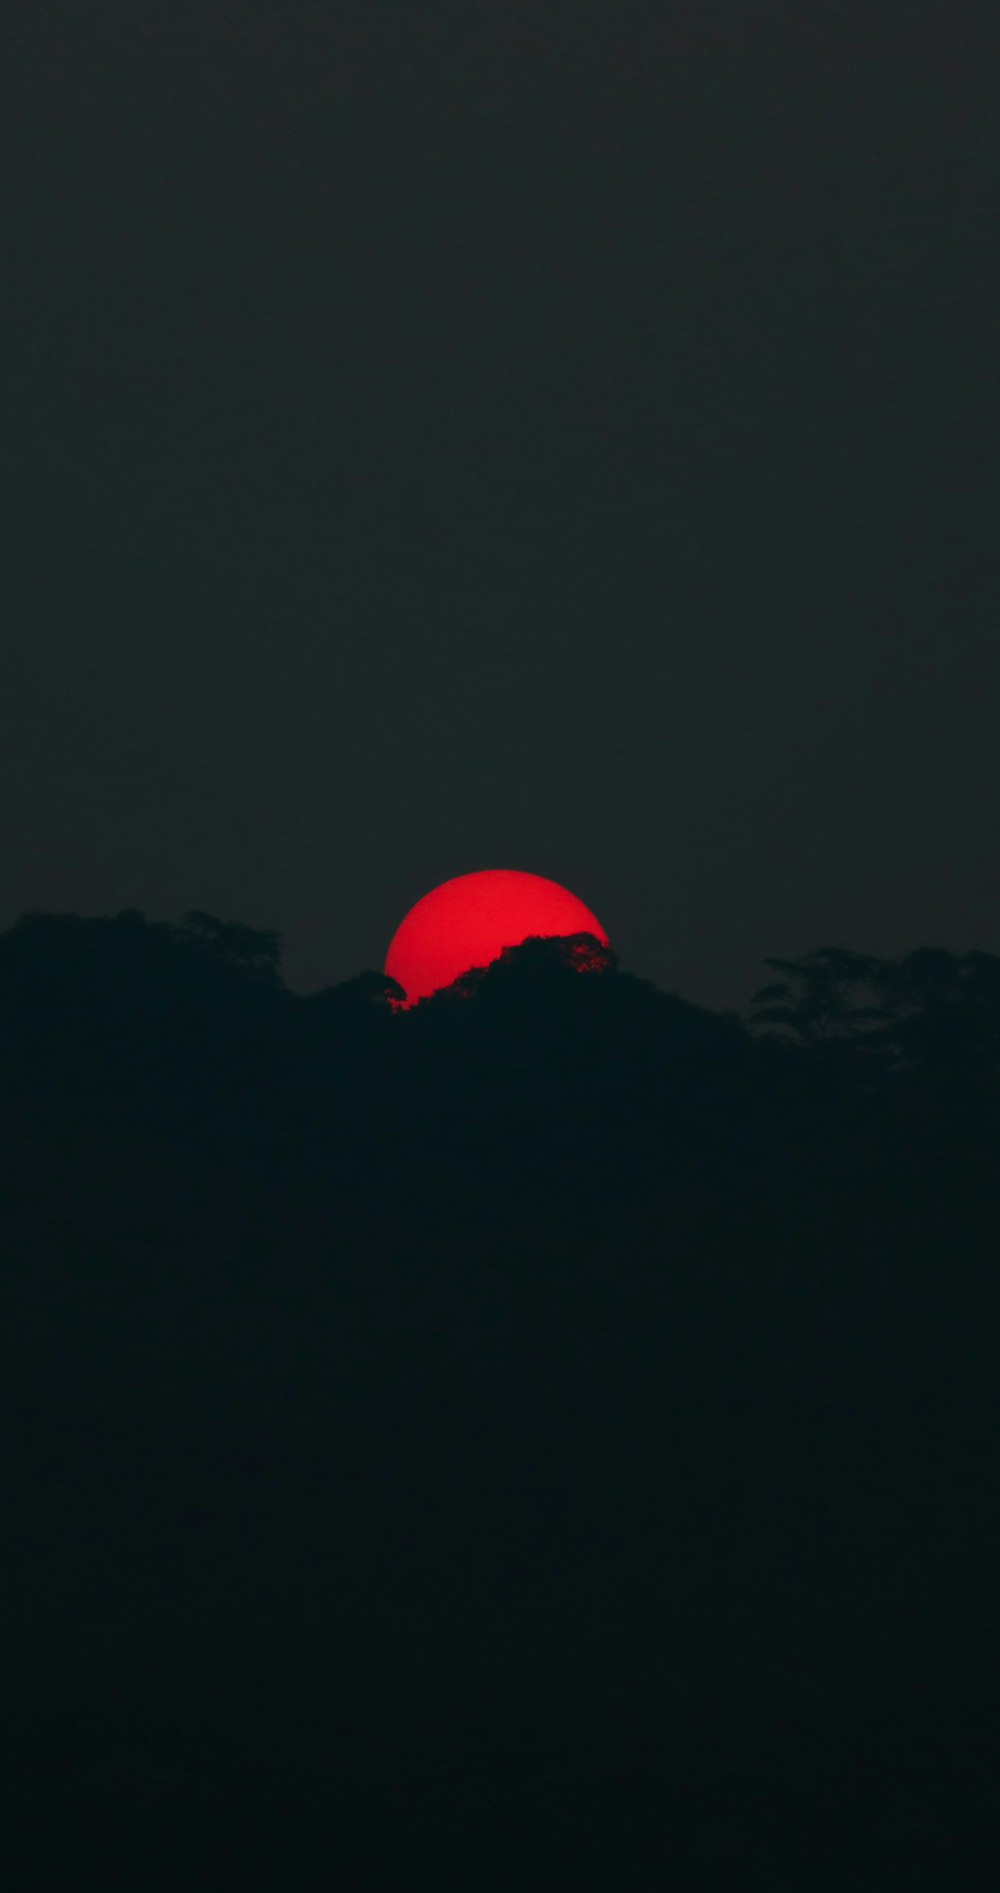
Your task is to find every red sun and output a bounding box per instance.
[385,869,609,1006]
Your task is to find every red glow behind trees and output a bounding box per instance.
[384,870,610,1006]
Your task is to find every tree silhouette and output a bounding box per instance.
[176,909,283,982]
[749,946,884,1044]
[867,946,1000,1087]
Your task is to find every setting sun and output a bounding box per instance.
[385,869,609,1006]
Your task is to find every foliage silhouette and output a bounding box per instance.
[749,946,885,1044]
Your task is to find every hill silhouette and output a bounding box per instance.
[2,910,997,1889]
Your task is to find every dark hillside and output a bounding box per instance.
[2,912,997,1888]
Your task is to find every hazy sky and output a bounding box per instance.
[4,1,998,1006]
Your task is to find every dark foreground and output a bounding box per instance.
[2,913,997,1887]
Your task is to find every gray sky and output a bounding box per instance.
[4,1,998,1006]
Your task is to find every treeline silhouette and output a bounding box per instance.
[2,910,997,1889]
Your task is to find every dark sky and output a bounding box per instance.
[4,0,998,1006]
